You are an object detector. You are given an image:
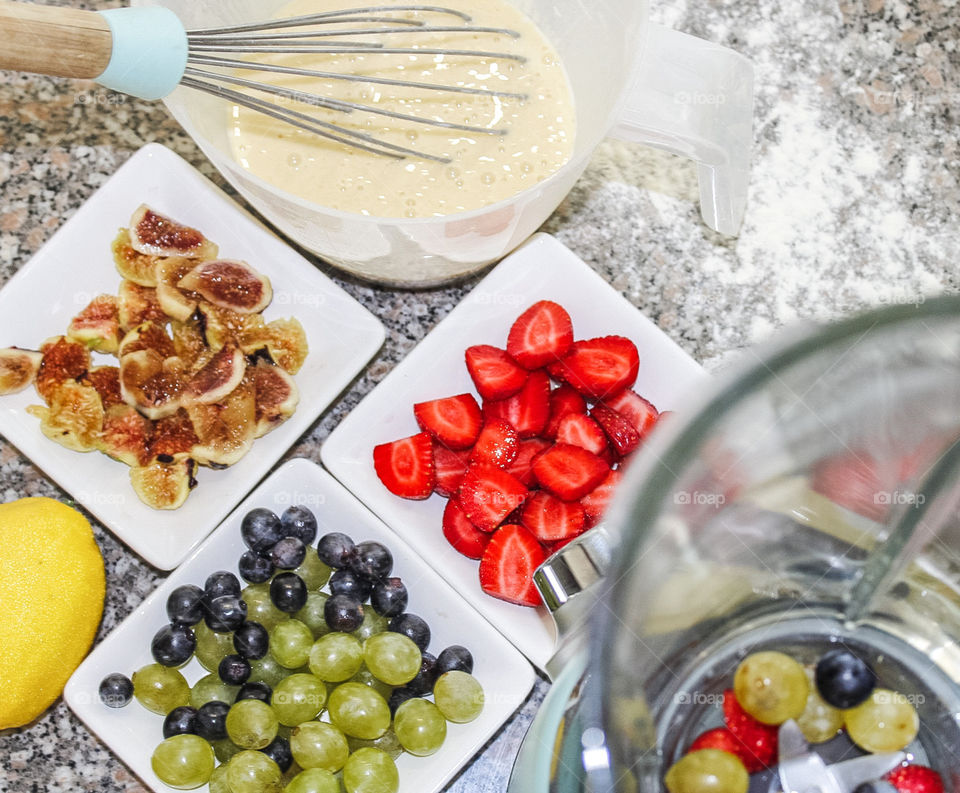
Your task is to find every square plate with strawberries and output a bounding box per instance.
[321,234,706,669]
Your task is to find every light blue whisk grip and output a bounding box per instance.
[95,7,187,101]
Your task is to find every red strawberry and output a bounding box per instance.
[532,443,610,501]
[556,336,640,400]
[433,444,471,498]
[506,438,552,487]
[521,490,586,543]
[689,728,751,767]
[580,469,623,527]
[543,383,588,438]
[591,404,641,456]
[886,765,945,793]
[414,393,482,450]
[373,432,435,499]
[465,345,527,400]
[543,536,577,554]
[483,370,551,438]
[603,390,659,438]
[469,418,519,468]
[810,451,887,521]
[478,523,547,607]
[458,463,529,531]
[546,359,567,383]
[506,300,574,369]
[722,689,778,772]
[555,413,609,457]
[443,499,492,557]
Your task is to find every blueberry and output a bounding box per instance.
[98,673,133,708]
[406,651,438,696]
[281,505,318,546]
[815,649,878,709]
[270,572,308,613]
[151,624,197,667]
[388,612,431,652]
[351,540,392,581]
[329,568,373,601]
[205,570,242,602]
[370,577,408,617]
[238,550,274,584]
[436,645,473,674]
[241,508,284,554]
[237,681,272,704]
[260,735,293,773]
[162,706,199,738]
[196,700,230,741]
[324,594,364,632]
[388,686,418,715]
[317,532,356,569]
[204,595,248,632]
[270,537,306,570]
[166,584,205,626]
[219,653,251,686]
[234,621,270,660]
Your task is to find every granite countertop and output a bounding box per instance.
[1,0,959,790]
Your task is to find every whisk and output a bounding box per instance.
[0,2,528,162]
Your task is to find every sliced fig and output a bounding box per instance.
[150,409,200,462]
[112,228,159,287]
[250,361,299,438]
[156,282,197,323]
[170,320,207,370]
[117,279,166,332]
[182,344,246,407]
[26,380,103,452]
[129,205,218,260]
[0,347,42,395]
[154,256,195,287]
[119,348,184,420]
[98,404,153,467]
[187,378,256,467]
[265,318,309,374]
[80,365,123,408]
[130,457,198,510]
[196,302,229,352]
[118,322,176,360]
[67,294,120,353]
[36,336,90,403]
[178,260,272,314]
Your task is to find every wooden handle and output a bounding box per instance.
[0,1,112,80]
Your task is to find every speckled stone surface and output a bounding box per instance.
[1,0,958,790]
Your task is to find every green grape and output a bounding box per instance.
[845,688,919,753]
[295,592,330,638]
[289,720,350,771]
[797,668,843,743]
[273,673,327,726]
[271,620,315,668]
[347,729,403,761]
[190,672,239,709]
[327,682,390,740]
[309,632,364,682]
[342,747,399,793]
[249,653,290,688]
[362,632,421,686]
[194,621,235,672]
[350,665,393,701]
[664,749,748,793]
[151,734,215,790]
[733,651,808,725]
[132,663,190,715]
[227,750,283,793]
[213,738,243,764]
[394,698,447,756]
[243,584,290,631]
[208,762,231,793]
[352,610,388,642]
[293,553,331,591]
[433,670,484,723]
[283,767,340,793]
[226,698,280,750]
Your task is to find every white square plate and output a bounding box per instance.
[0,143,384,569]
[321,233,707,669]
[65,458,536,793]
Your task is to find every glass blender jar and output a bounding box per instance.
[511,297,960,792]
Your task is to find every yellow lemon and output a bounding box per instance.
[0,497,105,728]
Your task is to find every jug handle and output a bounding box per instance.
[610,23,754,236]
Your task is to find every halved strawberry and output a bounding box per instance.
[689,728,755,769]
[543,383,588,438]
[722,689,778,772]
[443,499,492,557]
[886,765,944,793]
[478,524,547,607]
[580,469,623,527]
[521,490,586,543]
[603,389,659,439]
[483,370,550,438]
[433,444,471,498]
[458,463,529,531]
[465,345,527,401]
[506,300,574,369]
[506,438,552,487]
[546,359,567,383]
[555,413,608,456]
[555,336,639,400]
[414,393,482,450]
[532,443,610,501]
[469,418,519,468]
[591,404,640,456]
[373,432,435,499]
